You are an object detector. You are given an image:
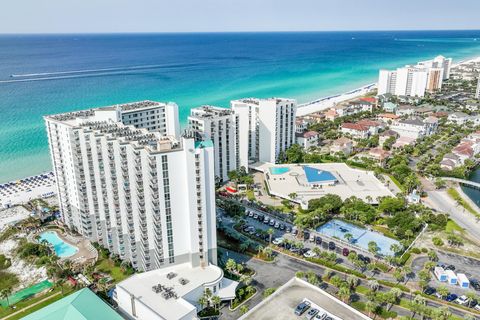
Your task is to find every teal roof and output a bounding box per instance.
[21,288,122,320]
[195,140,213,149]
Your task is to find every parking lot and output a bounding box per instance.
[239,206,375,268]
[239,278,369,320]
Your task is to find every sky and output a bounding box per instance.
[1,0,480,33]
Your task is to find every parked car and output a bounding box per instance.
[342,248,350,256]
[363,256,371,264]
[269,220,275,226]
[315,236,322,245]
[244,210,250,216]
[456,295,469,305]
[253,213,258,219]
[286,226,292,233]
[304,231,310,241]
[248,211,254,217]
[292,227,298,236]
[423,287,436,295]
[263,217,269,224]
[445,294,458,302]
[309,234,315,242]
[257,214,264,221]
[280,224,286,231]
[305,308,319,320]
[445,264,456,271]
[471,279,480,291]
[274,222,280,229]
[475,304,480,311]
[328,241,336,250]
[294,300,311,315]
[469,299,478,308]
[272,237,284,245]
[304,250,317,258]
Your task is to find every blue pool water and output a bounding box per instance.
[269,167,291,175]
[39,231,78,258]
[303,166,337,184]
[316,219,399,256]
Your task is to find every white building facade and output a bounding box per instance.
[188,106,239,182]
[476,77,480,99]
[378,56,452,97]
[44,101,217,272]
[231,98,296,167]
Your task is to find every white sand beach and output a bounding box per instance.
[0,172,56,209]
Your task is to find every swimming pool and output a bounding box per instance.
[269,167,290,175]
[39,231,78,258]
[316,219,400,256]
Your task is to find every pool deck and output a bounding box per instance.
[254,162,394,209]
[35,227,97,265]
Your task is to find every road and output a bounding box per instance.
[425,190,480,243]
[219,248,480,320]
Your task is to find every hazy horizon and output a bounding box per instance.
[1,0,479,34]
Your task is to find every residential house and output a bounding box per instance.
[377,113,400,123]
[391,118,428,139]
[295,118,309,133]
[341,123,369,139]
[448,111,470,125]
[330,137,353,156]
[392,136,416,149]
[423,116,439,136]
[379,130,399,147]
[325,109,339,121]
[356,119,383,135]
[296,131,320,149]
[383,102,398,113]
[396,105,416,116]
[367,147,391,166]
[440,131,480,170]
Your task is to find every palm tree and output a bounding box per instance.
[405,230,414,241]
[344,233,353,243]
[56,278,66,296]
[338,286,351,303]
[437,285,449,300]
[239,305,249,315]
[1,287,13,308]
[267,228,274,243]
[245,285,255,296]
[197,295,208,310]
[390,243,401,256]
[368,241,379,257]
[211,295,221,311]
[240,275,252,286]
[368,279,379,292]
[466,291,478,308]
[346,275,359,289]
[365,301,377,318]
[225,258,237,275]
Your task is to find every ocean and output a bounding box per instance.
[1,31,480,183]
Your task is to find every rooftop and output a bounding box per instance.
[116,263,235,320]
[21,288,122,320]
[232,97,295,105]
[189,105,235,119]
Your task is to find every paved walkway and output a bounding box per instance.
[1,291,61,320]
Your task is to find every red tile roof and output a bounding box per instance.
[342,123,368,131]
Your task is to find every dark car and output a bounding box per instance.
[470,299,478,308]
[304,231,310,241]
[363,256,371,264]
[294,300,311,315]
[286,226,292,233]
[471,279,480,291]
[358,254,364,261]
[280,223,286,231]
[258,214,264,221]
[315,236,322,245]
[328,241,336,250]
[342,248,350,256]
[445,294,458,302]
[424,287,436,295]
[445,265,456,271]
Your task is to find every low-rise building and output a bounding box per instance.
[367,147,391,166]
[296,130,320,149]
[330,137,353,156]
[448,111,471,125]
[395,105,416,117]
[440,131,480,170]
[356,119,383,135]
[341,123,369,139]
[115,263,238,320]
[391,118,428,139]
[392,136,416,149]
[382,101,398,113]
[379,130,399,147]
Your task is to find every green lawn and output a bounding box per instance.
[445,219,464,233]
[95,258,131,283]
[447,188,479,218]
[246,189,256,201]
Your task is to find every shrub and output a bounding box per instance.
[263,288,276,298]
[421,248,428,253]
[410,247,421,254]
[432,237,444,246]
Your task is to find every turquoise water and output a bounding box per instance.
[269,167,291,175]
[316,219,400,256]
[39,231,78,258]
[1,31,480,183]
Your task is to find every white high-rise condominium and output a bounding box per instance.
[44,101,217,272]
[231,98,296,168]
[378,55,452,97]
[188,106,239,182]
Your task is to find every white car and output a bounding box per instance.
[475,304,480,311]
[309,234,315,242]
[455,295,469,305]
[272,237,284,245]
[303,250,317,258]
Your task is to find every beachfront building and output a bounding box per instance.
[44,101,218,272]
[296,130,320,149]
[231,98,296,167]
[378,56,452,97]
[188,106,239,182]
